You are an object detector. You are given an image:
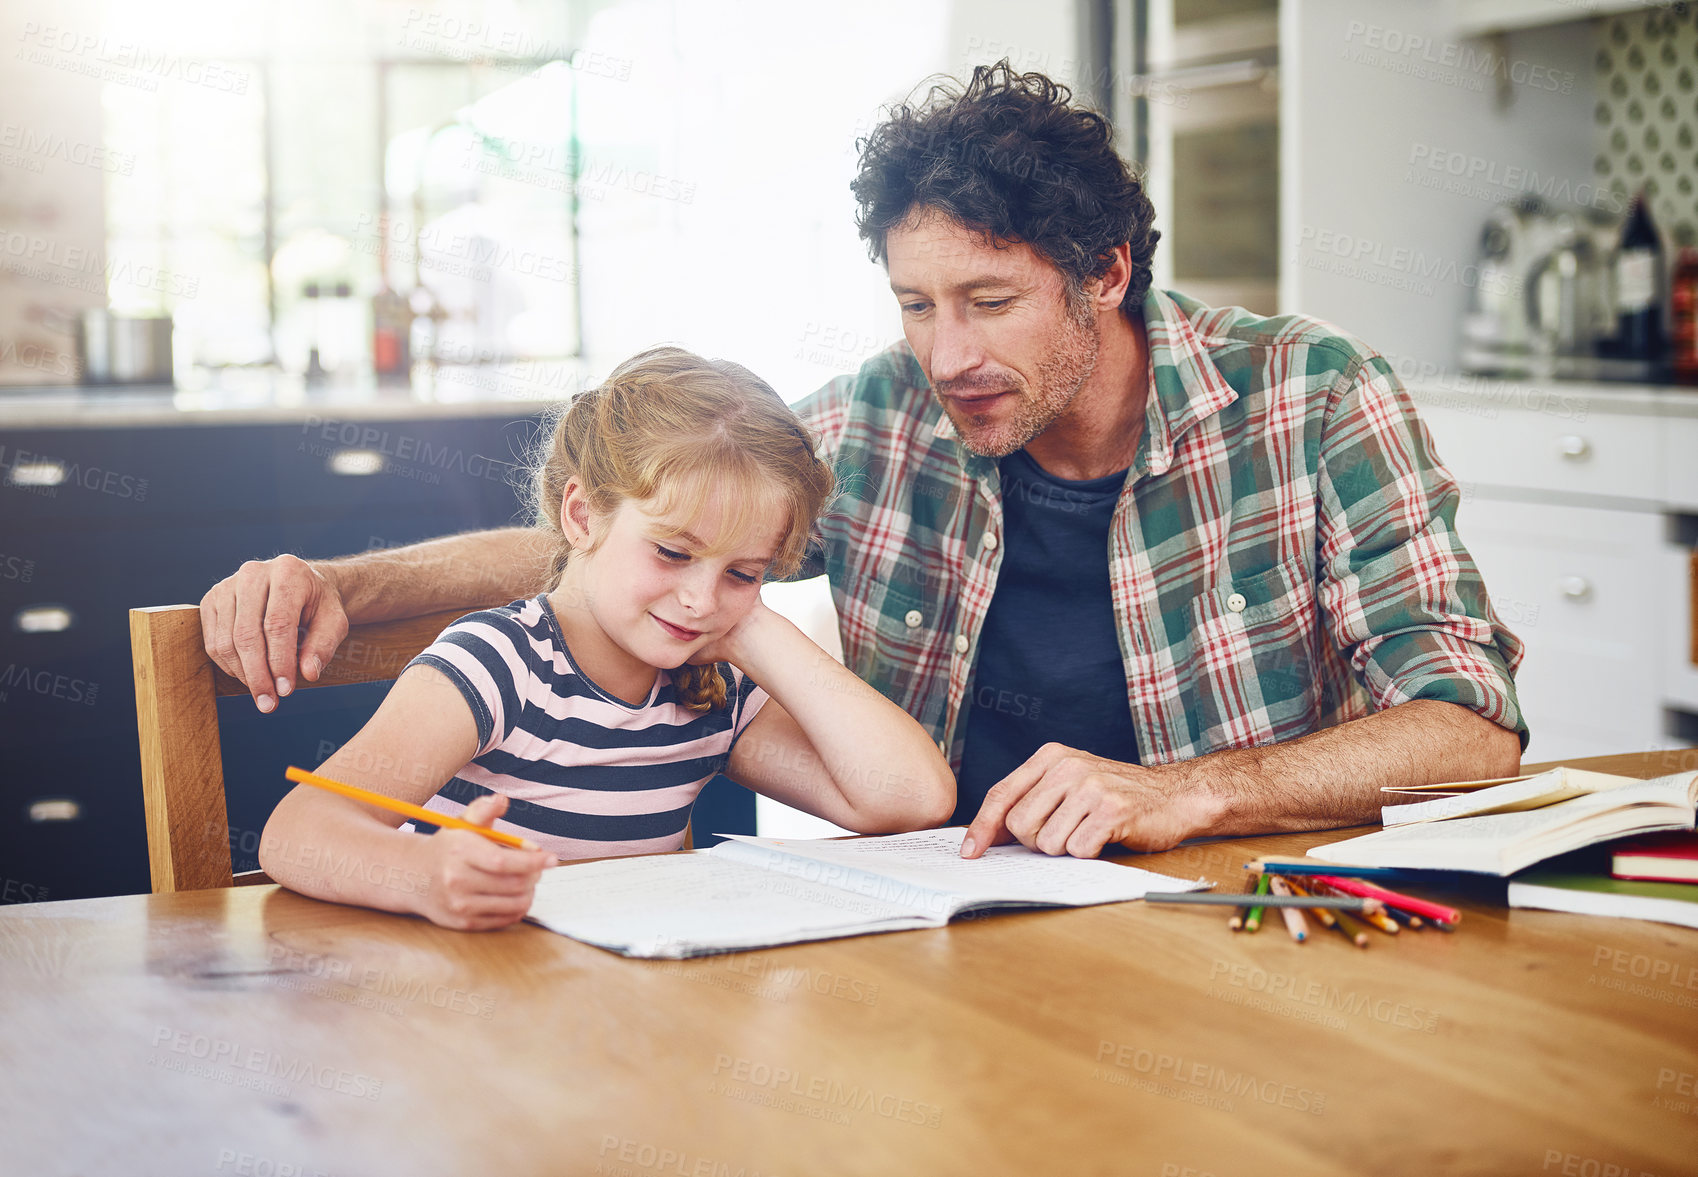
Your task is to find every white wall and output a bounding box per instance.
[0,0,110,385]
[1283,0,1600,370]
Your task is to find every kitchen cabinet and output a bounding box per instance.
[0,394,755,903]
[1447,0,1666,39]
[1412,379,1698,762]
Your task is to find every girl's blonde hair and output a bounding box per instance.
[535,346,834,712]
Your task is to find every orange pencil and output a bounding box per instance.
[284,766,538,851]
[1285,879,1340,931]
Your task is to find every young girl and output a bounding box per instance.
[259,346,955,929]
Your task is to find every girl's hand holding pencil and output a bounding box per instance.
[411,792,555,932]
[281,766,555,933]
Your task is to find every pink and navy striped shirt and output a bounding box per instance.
[404,595,768,858]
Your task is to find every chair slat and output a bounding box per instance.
[133,601,503,892]
[131,606,234,893]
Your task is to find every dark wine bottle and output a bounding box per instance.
[1614,190,1664,360]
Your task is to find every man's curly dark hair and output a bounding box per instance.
[852,60,1160,323]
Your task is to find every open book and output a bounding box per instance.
[524,827,1207,958]
[1309,772,1698,876]
[1379,767,1642,827]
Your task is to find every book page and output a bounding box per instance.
[1380,769,1648,825]
[1314,775,1698,873]
[525,853,939,958]
[717,827,1207,908]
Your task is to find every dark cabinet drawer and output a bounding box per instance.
[0,409,558,904]
[1,413,549,526]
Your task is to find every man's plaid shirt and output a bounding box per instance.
[791,287,1528,770]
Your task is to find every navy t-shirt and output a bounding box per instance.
[954,448,1141,825]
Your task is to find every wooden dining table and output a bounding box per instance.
[4,749,1697,1176]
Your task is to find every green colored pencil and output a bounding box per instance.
[1244,873,1271,933]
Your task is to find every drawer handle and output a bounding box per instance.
[1555,435,1591,460]
[5,459,67,488]
[327,448,386,476]
[13,605,75,633]
[28,798,81,822]
[1558,576,1592,601]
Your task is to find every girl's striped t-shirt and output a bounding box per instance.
[402,595,768,859]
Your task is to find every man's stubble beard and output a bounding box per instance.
[941,303,1102,459]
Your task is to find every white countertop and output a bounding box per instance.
[1404,374,1698,418]
[0,363,587,429]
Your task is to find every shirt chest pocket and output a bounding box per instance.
[1184,556,1322,753]
[839,562,950,717]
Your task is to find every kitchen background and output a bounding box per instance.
[2,0,1695,898]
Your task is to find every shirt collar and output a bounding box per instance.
[1136,287,1240,479]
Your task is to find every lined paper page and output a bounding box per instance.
[718,828,1207,906]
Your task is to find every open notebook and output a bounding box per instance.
[524,827,1207,958]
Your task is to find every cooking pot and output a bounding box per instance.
[74,311,173,385]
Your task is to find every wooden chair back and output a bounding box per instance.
[129,604,482,893]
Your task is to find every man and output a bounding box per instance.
[201,62,1526,859]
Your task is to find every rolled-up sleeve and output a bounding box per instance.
[1314,353,1530,750]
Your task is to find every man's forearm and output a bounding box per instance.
[319,527,555,623]
[1175,700,1524,836]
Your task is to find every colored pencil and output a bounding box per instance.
[1267,876,1309,942]
[1285,879,1340,931]
[285,765,538,851]
[1228,872,1261,931]
[1245,873,1271,932]
[1249,860,1421,880]
[1329,907,1373,948]
[1380,904,1425,929]
[1354,906,1401,935]
[1145,892,1377,910]
[1311,874,1462,925]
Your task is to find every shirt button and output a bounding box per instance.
[1226,592,1247,613]
[954,634,969,655]
[982,532,999,551]
[938,739,948,755]
[904,609,923,629]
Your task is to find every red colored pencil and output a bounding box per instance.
[1312,875,1461,925]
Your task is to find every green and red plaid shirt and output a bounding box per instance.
[791,287,1528,770]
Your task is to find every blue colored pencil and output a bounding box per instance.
[1250,861,1422,881]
